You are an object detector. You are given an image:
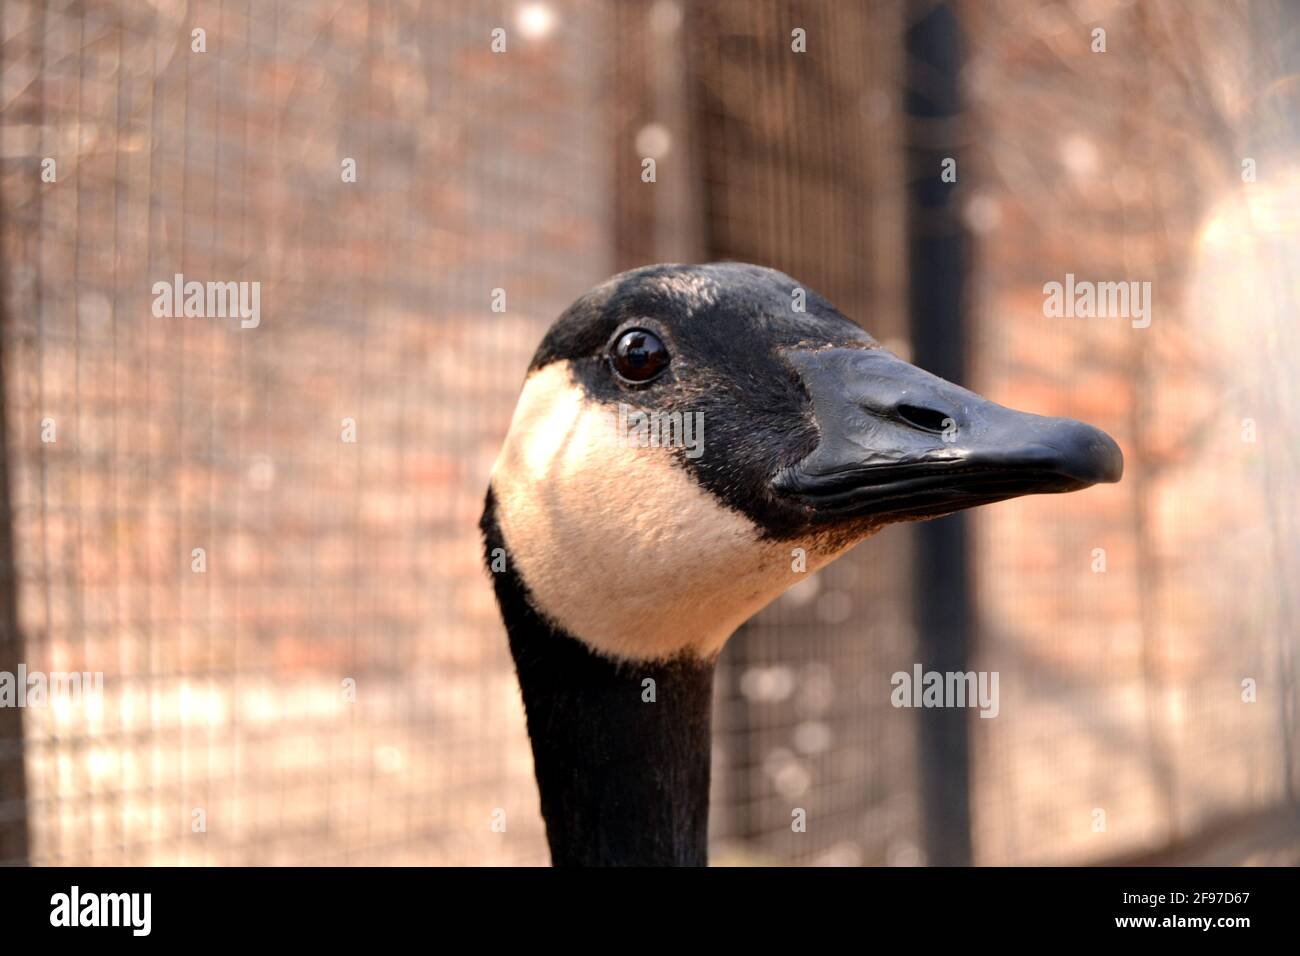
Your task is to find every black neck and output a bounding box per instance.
[482,490,715,866]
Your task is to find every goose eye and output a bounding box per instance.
[610,329,670,383]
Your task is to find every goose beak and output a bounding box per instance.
[774,347,1123,521]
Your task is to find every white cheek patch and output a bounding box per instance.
[490,362,851,663]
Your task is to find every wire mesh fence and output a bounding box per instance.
[0,0,618,865]
[963,0,1300,864]
[0,0,1296,867]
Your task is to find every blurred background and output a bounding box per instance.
[0,0,1297,866]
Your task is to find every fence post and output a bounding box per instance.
[904,0,974,867]
[0,198,30,864]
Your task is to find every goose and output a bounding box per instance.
[481,262,1122,866]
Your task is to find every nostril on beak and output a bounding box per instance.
[897,403,955,435]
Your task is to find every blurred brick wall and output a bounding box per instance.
[964,0,1299,864]
[0,0,612,864]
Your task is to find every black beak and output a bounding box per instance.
[774,347,1123,521]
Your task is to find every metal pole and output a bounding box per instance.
[904,0,973,867]
[0,199,30,864]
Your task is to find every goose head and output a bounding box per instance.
[487,262,1122,664]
